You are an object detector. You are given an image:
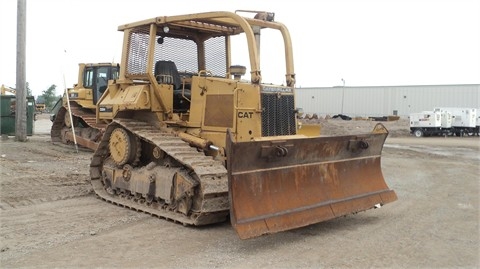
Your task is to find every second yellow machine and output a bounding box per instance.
[51,63,119,150]
[90,11,397,239]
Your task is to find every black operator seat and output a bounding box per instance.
[154,60,182,89]
[154,60,191,113]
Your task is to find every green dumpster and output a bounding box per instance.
[0,95,35,136]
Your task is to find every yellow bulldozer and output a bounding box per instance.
[50,63,119,150]
[90,11,397,239]
[35,96,46,113]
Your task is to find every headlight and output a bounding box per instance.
[295,107,304,118]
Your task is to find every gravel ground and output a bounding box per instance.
[0,114,478,268]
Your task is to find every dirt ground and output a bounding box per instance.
[0,114,479,269]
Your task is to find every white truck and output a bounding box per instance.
[476,113,480,136]
[410,111,452,137]
[433,107,478,136]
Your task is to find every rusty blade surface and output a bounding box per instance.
[226,123,397,240]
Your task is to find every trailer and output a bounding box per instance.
[409,111,452,137]
[475,113,480,136]
[433,107,477,136]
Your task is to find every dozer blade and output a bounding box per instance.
[226,123,397,239]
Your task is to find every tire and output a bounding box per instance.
[413,129,424,137]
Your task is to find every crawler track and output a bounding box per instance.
[51,102,106,151]
[89,118,230,226]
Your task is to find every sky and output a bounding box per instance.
[1,0,479,98]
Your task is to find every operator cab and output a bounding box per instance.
[84,64,120,104]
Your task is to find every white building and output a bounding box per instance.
[295,84,480,118]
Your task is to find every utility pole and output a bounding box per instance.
[341,78,345,114]
[15,0,27,141]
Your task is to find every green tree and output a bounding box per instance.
[41,84,57,109]
[26,81,32,96]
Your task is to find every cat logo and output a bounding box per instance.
[238,111,253,118]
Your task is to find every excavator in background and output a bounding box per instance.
[90,11,397,239]
[1,84,16,95]
[3,84,45,114]
[50,63,119,150]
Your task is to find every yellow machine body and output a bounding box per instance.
[90,11,397,239]
[50,63,119,150]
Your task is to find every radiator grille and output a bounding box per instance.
[261,90,296,137]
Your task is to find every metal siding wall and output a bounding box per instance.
[344,88,387,117]
[295,88,341,116]
[296,85,480,118]
[393,85,480,116]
